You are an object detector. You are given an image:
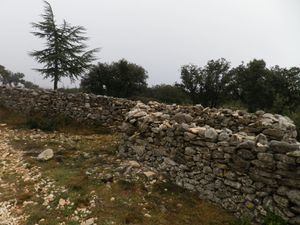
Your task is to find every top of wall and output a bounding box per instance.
[0,85,298,141]
[0,85,136,104]
[124,101,298,143]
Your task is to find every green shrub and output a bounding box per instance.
[262,212,287,225]
[230,218,251,225]
[25,113,73,131]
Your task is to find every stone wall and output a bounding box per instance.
[119,101,300,224]
[1,86,300,224]
[0,86,135,130]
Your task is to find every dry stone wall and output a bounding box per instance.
[119,101,300,224]
[0,86,135,130]
[1,86,300,224]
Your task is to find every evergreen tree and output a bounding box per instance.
[30,1,98,90]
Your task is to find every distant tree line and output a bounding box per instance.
[178,58,300,114]
[81,58,300,113]
[0,65,39,89]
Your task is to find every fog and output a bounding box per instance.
[0,0,299,88]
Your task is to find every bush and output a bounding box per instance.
[262,212,287,225]
[230,218,251,225]
[25,113,73,131]
[135,84,192,105]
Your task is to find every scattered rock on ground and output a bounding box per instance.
[37,148,54,161]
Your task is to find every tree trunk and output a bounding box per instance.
[54,75,58,90]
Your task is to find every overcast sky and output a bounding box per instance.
[0,0,299,88]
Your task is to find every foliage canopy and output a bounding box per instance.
[81,59,148,98]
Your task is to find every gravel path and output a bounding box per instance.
[0,125,26,225]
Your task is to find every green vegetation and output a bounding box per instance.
[0,64,38,88]
[136,84,192,105]
[81,59,148,98]
[229,212,288,225]
[230,217,251,225]
[178,59,300,113]
[30,1,98,90]
[179,58,232,107]
[263,212,288,225]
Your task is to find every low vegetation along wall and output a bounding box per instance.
[0,86,135,130]
[119,102,300,224]
[1,86,300,224]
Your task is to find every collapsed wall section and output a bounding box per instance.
[119,101,300,224]
[0,86,135,130]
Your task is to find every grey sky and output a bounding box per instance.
[0,0,299,88]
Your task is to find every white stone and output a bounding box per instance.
[204,128,218,140]
[128,160,140,168]
[59,198,66,207]
[37,149,54,161]
[287,150,300,158]
[81,218,95,225]
[143,171,156,178]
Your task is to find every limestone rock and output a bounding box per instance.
[128,160,140,168]
[37,149,54,161]
[143,171,156,178]
[287,150,300,158]
[255,133,268,145]
[58,198,66,207]
[287,190,300,207]
[188,127,206,135]
[218,129,232,141]
[173,113,193,123]
[237,149,256,160]
[237,141,255,150]
[289,217,300,225]
[81,218,95,225]
[205,128,218,141]
[224,179,241,189]
[270,141,299,153]
[131,145,145,156]
[257,153,273,162]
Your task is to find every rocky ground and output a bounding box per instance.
[0,122,236,225]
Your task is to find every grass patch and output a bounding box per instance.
[26,205,49,225]
[0,104,27,127]
[263,212,288,225]
[16,191,34,205]
[230,218,251,225]
[153,180,186,195]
